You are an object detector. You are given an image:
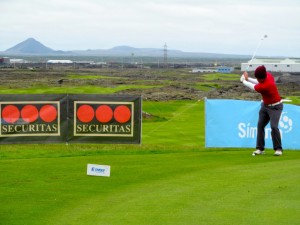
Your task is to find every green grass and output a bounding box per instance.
[1,100,300,225]
[284,96,300,105]
[67,74,125,80]
[68,74,109,79]
[142,100,203,146]
[1,146,300,225]
[0,84,159,94]
[194,82,221,91]
[202,73,240,81]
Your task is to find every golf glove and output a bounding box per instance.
[240,74,245,82]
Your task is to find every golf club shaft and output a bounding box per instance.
[245,35,267,71]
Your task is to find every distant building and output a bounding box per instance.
[74,61,94,65]
[217,66,233,73]
[0,57,10,64]
[241,58,300,73]
[191,68,217,73]
[47,60,73,64]
[10,58,28,64]
[191,66,233,73]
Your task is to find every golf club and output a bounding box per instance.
[245,34,268,71]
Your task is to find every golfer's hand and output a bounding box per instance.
[243,71,248,81]
[240,74,245,82]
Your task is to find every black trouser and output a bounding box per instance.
[256,102,283,151]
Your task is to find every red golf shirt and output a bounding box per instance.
[254,72,281,105]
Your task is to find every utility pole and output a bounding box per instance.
[131,53,135,64]
[163,43,168,69]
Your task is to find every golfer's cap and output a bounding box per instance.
[255,65,267,79]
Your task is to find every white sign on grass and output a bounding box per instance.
[87,164,110,177]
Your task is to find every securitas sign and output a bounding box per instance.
[0,94,67,144]
[68,95,141,144]
[74,102,133,137]
[0,94,141,144]
[0,102,60,137]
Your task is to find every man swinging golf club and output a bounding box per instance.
[241,65,283,156]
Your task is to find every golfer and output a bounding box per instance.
[240,65,283,156]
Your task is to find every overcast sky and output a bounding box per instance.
[1,0,300,57]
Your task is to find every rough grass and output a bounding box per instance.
[0,84,160,94]
[202,73,240,81]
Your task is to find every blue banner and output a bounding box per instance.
[205,99,300,150]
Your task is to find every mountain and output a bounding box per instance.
[5,38,60,54]
[71,45,170,57]
[72,45,248,58]
[2,38,250,59]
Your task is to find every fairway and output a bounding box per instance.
[1,147,300,225]
[1,100,300,225]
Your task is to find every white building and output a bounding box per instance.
[191,66,233,74]
[10,58,28,64]
[241,58,300,73]
[47,60,73,64]
[191,68,217,73]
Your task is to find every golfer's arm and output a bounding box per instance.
[247,77,259,84]
[242,80,255,90]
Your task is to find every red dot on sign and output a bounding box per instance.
[114,105,131,123]
[40,105,58,123]
[2,105,20,123]
[77,105,94,123]
[21,105,39,123]
[96,105,113,123]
